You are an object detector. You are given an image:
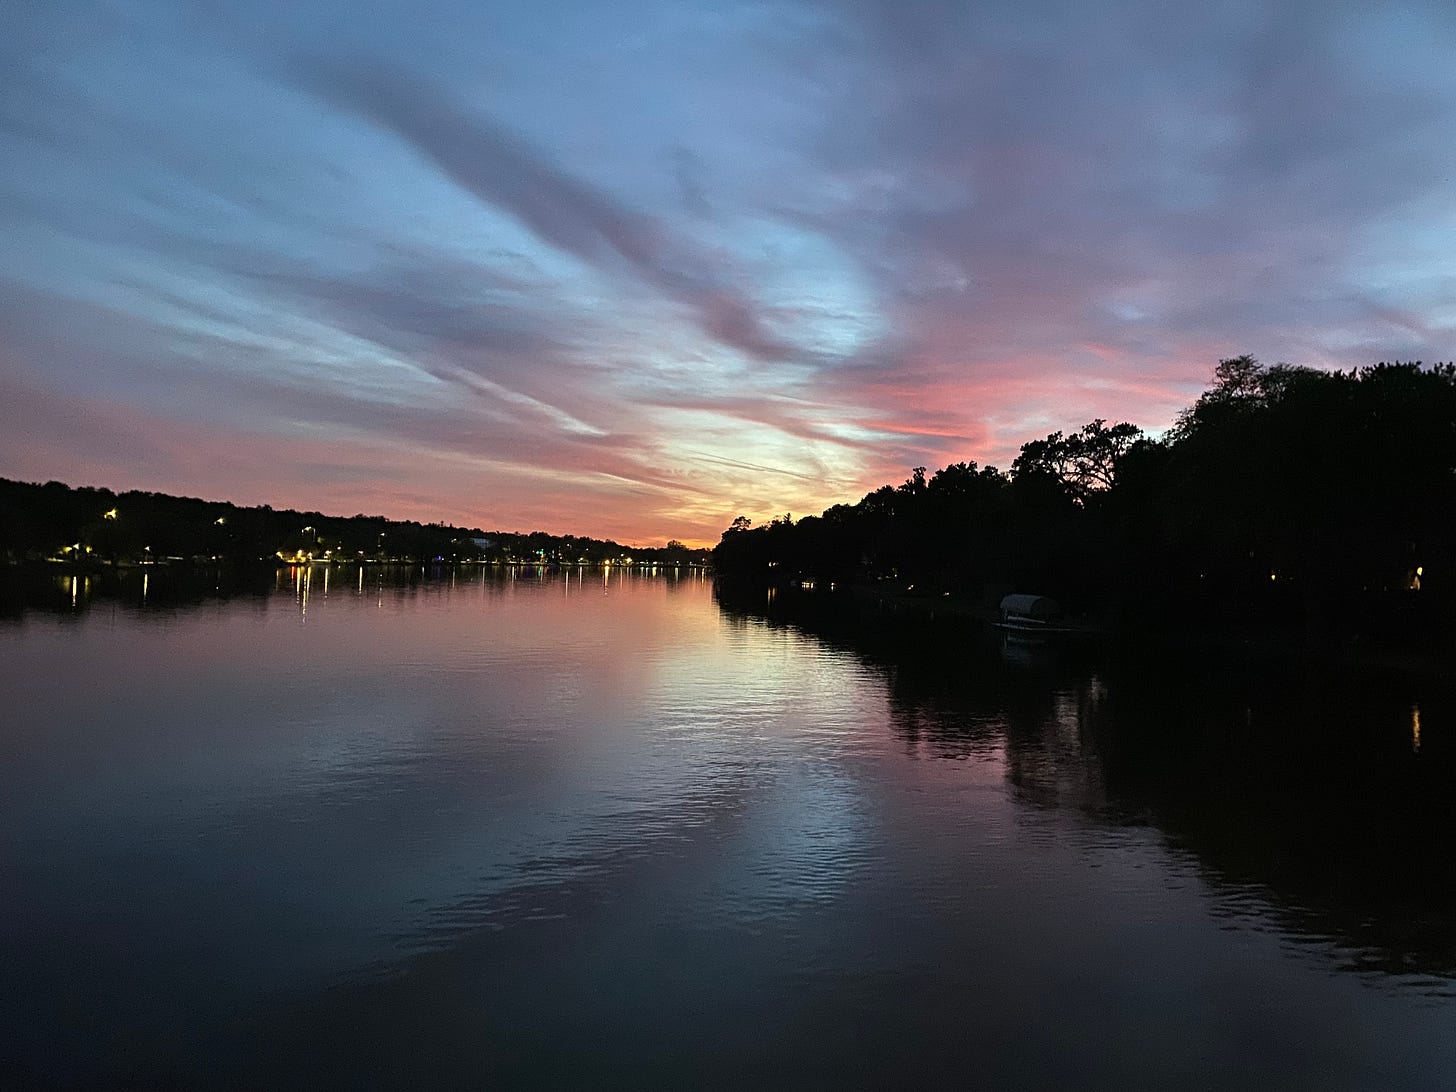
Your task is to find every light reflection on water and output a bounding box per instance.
[1,568,1454,1088]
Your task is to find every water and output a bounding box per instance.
[3,567,1454,1088]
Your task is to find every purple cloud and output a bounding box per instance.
[297,59,799,364]
[3,0,1455,541]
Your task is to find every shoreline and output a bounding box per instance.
[738,579,1456,687]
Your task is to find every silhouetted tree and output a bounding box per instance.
[712,355,1456,647]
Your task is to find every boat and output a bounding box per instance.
[994,593,1076,635]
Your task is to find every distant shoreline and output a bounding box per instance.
[3,554,711,572]
[0,474,713,569]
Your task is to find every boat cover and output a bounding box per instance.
[999,594,1062,619]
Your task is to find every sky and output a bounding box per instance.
[3,0,1455,545]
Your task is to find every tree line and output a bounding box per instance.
[0,479,709,568]
[713,357,1456,645]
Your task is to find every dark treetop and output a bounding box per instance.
[714,357,1456,652]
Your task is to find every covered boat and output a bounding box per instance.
[996,594,1065,632]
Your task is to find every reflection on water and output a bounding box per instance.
[723,586,1456,990]
[2,568,1454,1088]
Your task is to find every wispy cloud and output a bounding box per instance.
[3,0,1455,542]
[297,59,800,364]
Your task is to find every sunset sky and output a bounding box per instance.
[4,0,1455,544]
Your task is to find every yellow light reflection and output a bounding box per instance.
[1412,704,1422,754]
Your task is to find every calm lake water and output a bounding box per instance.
[3,566,1455,1089]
